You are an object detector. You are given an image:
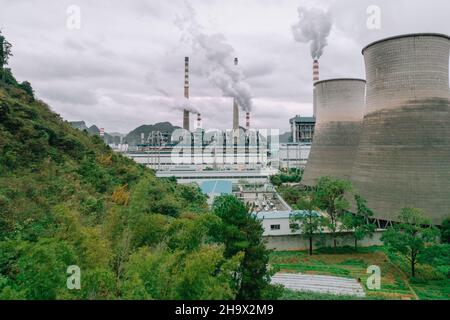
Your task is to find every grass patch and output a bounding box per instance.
[270,246,419,300]
[281,289,367,300]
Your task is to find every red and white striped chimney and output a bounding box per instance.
[245,112,250,130]
[313,59,319,82]
[183,57,190,131]
[197,112,202,130]
[233,57,239,130]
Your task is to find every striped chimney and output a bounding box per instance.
[313,59,319,82]
[183,57,190,131]
[313,59,319,118]
[233,57,239,130]
[246,112,250,130]
[197,112,202,129]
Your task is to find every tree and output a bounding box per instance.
[315,177,352,251]
[290,193,325,255]
[441,217,450,244]
[212,195,275,299]
[340,195,376,251]
[0,30,13,69]
[381,208,439,278]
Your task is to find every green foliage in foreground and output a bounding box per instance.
[382,208,439,278]
[0,75,277,299]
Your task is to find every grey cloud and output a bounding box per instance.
[0,0,448,134]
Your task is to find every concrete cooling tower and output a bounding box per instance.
[351,33,450,225]
[302,79,366,186]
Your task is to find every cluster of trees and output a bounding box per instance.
[290,177,376,255]
[269,168,303,187]
[0,30,34,100]
[0,33,278,299]
[288,176,449,279]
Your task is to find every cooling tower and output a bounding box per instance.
[351,33,450,225]
[302,78,366,186]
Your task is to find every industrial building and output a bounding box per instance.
[278,143,311,169]
[302,78,366,186]
[351,33,450,225]
[290,115,315,144]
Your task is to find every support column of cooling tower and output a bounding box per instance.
[183,57,190,131]
[313,59,319,118]
[302,78,366,187]
[351,33,450,225]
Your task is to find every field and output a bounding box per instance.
[270,246,449,300]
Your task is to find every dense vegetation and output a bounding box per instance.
[0,34,277,299]
[269,168,303,187]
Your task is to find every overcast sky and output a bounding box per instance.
[1,0,449,133]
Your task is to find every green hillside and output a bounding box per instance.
[0,65,274,299]
[124,122,179,145]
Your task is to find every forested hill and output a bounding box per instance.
[0,69,275,299]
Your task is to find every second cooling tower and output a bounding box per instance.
[302,79,366,186]
[351,33,450,225]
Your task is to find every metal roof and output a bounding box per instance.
[256,210,320,220]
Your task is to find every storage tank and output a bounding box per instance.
[351,33,450,225]
[302,78,366,186]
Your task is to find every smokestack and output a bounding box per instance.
[246,112,250,130]
[313,59,319,82]
[233,57,239,130]
[313,59,319,118]
[197,113,202,129]
[183,56,190,131]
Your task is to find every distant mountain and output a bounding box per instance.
[69,121,88,131]
[124,122,180,145]
[69,122,124,145]
[278,131,292,143]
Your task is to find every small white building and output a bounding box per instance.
[256,210,320,236]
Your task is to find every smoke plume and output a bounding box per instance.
[291,7,332,59]
[175,3,253,112]
[173,96,198,113]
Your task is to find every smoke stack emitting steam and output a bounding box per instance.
[291,7,332,60]
[176,3,253,116]
[233,57,240,130]
[313,59,319,82]
[246,112,250,130]
[183,56,190,131]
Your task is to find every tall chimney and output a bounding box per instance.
[246,112,250,130]
[183,57,190,131]
[313,59,319,82]
[197,112,202,129]
[313,59,319,118]
[233,57,239,130]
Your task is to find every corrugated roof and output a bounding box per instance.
[256,210,320,220]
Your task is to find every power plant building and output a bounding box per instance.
[290,115,315,144]
[302,78,366,186]
[351,33,450,225]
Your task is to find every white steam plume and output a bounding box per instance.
[291,7,332,59]
[175,3,253,112]
[173,96,198,114]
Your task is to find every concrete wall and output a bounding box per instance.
[302,79,366,186]
[264,231,384,251]
[351,34,450,225]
